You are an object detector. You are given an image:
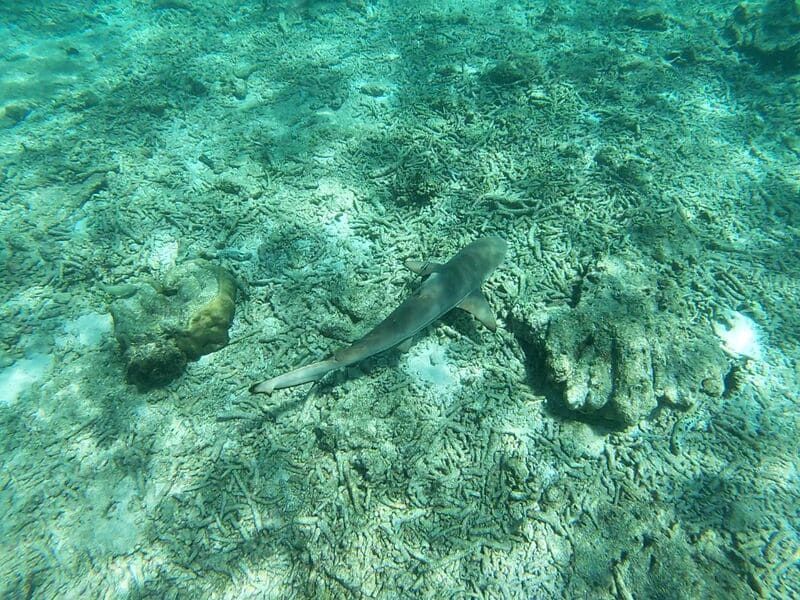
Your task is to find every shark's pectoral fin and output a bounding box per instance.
[404,260,443,277]
[396,336,416,352]
[457,290,498,331]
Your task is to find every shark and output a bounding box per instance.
[250,236,507,394]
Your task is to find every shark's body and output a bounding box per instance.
[250,236,507,394]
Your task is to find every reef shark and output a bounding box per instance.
[250,236,507,394]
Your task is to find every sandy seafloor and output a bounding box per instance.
[1,1,798,598]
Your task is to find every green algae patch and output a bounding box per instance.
[173,267,237,360]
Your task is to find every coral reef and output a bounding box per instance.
[109,260,236,389]
[513,255,732,427]
[726,0,800,73]
[2,1,798,597]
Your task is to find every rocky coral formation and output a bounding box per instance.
[512,255,732,427]
[109,260,237,389]
[726,0,800,73]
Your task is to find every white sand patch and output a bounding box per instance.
[0,353,53,406]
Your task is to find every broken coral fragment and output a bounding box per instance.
[713,310,762,360]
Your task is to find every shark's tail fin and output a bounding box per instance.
[250,357,339,394]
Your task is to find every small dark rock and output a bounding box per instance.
[619,9,670,31]
[360,83,388,97]
[3,104,31,124]
[482,61,527,86]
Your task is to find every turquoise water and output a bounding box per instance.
[1,1,798,598]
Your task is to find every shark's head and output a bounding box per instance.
[471,236,507,274]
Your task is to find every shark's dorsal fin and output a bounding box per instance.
[456,290,497,331]
[404,259,443,277]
